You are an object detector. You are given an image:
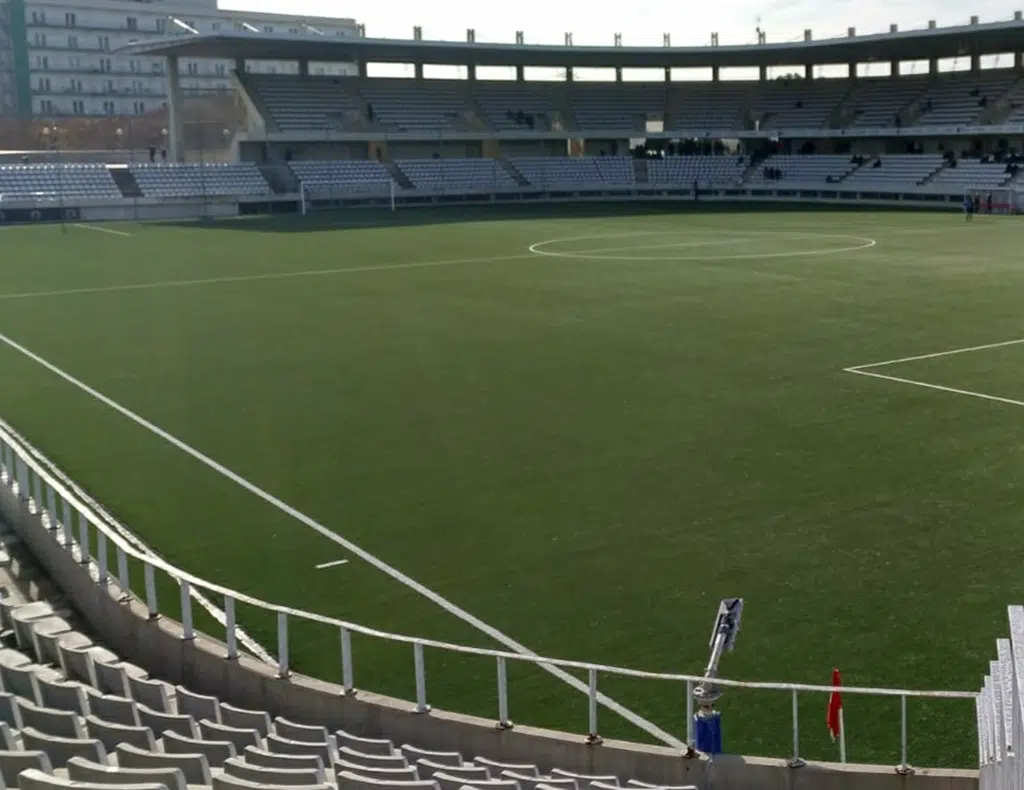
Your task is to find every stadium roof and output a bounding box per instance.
[120,17,1024,68]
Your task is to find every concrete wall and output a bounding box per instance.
[0,465,978,790]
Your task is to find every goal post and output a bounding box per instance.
[299,180,396,215]
[968,187,1024,215]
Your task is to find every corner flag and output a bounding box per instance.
[827,669,846,762]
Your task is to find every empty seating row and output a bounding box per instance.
[752,154,859,185]
[395,159,516,191]
[647,156,746,187]
[0,164,121,201]
[127,163,271,199]
[842,154,945,187]
[509,157,634,188]
[288,159,395,195]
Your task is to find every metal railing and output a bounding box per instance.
[978,608,1023,790]
[0,416,978,767]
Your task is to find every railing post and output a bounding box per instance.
[144,562,158,619]
[787,689,805,768]
[897,694,914,774]
[97,532,108,583]
[116,546,129,597]
[277,611,289,677]
[587,668,601,745]
[497,656,511,729]
[224,596,237,660]
[78,512,90,563]
[32,471,42,513]
[686,680,694,748]
[180,580,193,640]
[16,457,28,501]
[45,484,57,530]
[0,439,7,483]
[61,500,72,548]
[414,642,430,713]
[340,627,354,694]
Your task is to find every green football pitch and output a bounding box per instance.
[0,203,1016,768]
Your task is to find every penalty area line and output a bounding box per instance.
[0,329,683,749]
[315,559,349,570]
[72,223,132,237]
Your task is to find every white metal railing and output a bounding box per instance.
[0,417,979,767]
[978,608,1024,790]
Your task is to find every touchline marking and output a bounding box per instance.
[0,253,537,303]
[72,223,132,237]
[0,330,681,748]
[315,559,349,570]
[845,368,1024,410]
[845,338,1024,371]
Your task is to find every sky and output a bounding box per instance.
[220,0,1024,48]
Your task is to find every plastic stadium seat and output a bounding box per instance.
[66,756,188,790]
[20,768,168,790]
[417,762,488,782]
[59,642,118,689]
[199,718,262,751]
[550,771,619,789]
[221,703,272,737]
[94,661,147,698]
[37,676,90,716]
[225,756,324,786]
[84,714,157,751]
[500,774,571,790]
[625,783,696,790]
[244,746,324,775]
[336,731,394,756]
[267,733,335,765]
[20,726,107,766]
[8,603,60,646]
[137,705,197,739]
[335,771,438,790]
[16,699,86,738]
[127,676,174,713]
[334,761,419,783]
[115,743,213,786]
[33,620,80,666]
[472,759,534,777]
[399,746,459,766]
[24,617,71,663]
[161,729,236,766]
[85,690,140,726]
[0,694,20,730]
[176,686,220,723]
[0,750,52,787]
[274,717,332,745]
[213,774,332,790]
[432,775,515,790]
[338,746,406,769]
[0,722,17,751]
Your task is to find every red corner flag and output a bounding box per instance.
[827,669,846,761]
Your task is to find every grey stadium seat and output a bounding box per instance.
[34,623,85,668]
[243,746,324,776]
[0,750,52,787]
[339,746,406,769]
[336,731,393,756]
[24,617,71,663]
[503,775,574,790]
[433,775,516,790]
[0,693,22,729]
[67,756,187,790]
[127,677,174,713]
[37,676,90,716]
[626,784,697,790]
[334,761,418,783]
[85,690,140,726]
[550,772,619,790]
[137,705,197,738]
[418,762,489,782]
[267,733,334,765]
[115,743,213,785]
[161,729,236,766]
[94,660,147,698]
[20,726,107,766]
[336,771,438,790]
[59,642,118,689]
[16,699,87,738]
[0,723,16,750]
[274,717,332,745]
[19,768,164,790]
[213,774,332,790]
[85,714,157,751]
[200,718,261,751]
[400,746,460,766]
[176,687,220,723]
[221,703,271,737]
[8,602,62,649]
[225,757,324,786]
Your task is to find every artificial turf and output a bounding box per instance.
[0,203,1016,768]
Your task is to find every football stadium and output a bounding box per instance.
[0,11,1023,790]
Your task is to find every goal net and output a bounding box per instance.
[299,180,395,215]
[968,188,1024,215]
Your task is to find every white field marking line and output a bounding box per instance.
[0,252,537,303]
[315,559,349,570]
[845,367,1024,410]
[845,338,1024,372]
[72,223,132,237]
[0,330,682,749]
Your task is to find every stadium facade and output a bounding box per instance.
[0,0,358,120]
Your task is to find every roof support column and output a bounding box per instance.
[468,63,476,80]
[929,57,938,74]
[804,64,812,80]
[516,65,524,81]
[414,62,423,79]
[971,53,981,71]
[847,62,855,79]
[234,58,245,76]
[565,66,573,81]
[759,64,767,81]
[664,67,670,82]
[298,58,309,77]
[890,60,899,76]
[166,55,185,163]
[712,65,719,82]
[615,67,622,82]
[357,57,367,78]
[1016,52,1023,70]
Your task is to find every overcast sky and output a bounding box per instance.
[220,0,1024,47]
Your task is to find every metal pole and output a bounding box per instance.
[686,680,694,747]
[277,611,289,677]
[180,580,193,639]
[497,656,510,728]
[414,642,429,713]
[97,532,108,583]
[587,668,600,744]
[224,596,237,659]
[78,512,90,563]
[116,546,129,596]
[144,562,157,618]
[788,689,805,768]
[340,627,354,694]
[897,694,914,774]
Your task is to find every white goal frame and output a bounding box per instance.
[299,180,396,215]
[966,187,1023,215]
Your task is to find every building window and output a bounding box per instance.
[263,25,273,32]
[214,63,226,76]
[67,34,77,48]
[35,55,48,69]
[37,77,50,91]
[39,98,53,114]
[126,16,137,31]
[103,100,114,114]
[98,36,109,50]
[133,100,145,114]
[33,32,46,46]
[71,99,84,114]
[212,22,221,31]
[65,12,75,26]
[186,61,198,75]
[99,58,111,72]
